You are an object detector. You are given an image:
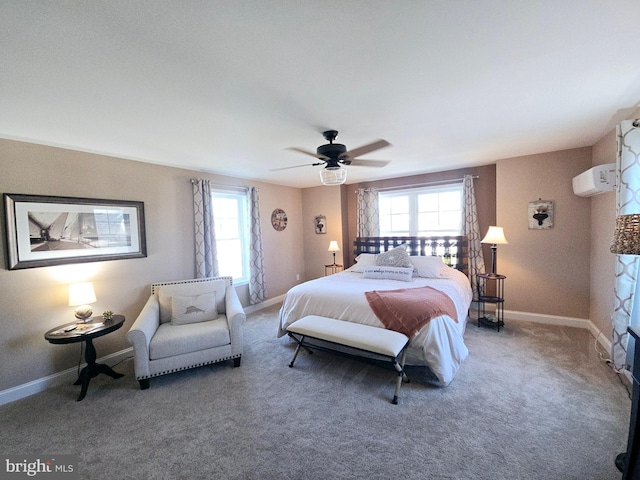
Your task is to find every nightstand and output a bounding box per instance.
[325,264,343,276]
[477,273,505,332]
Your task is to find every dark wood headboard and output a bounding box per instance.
[353,236,469,275]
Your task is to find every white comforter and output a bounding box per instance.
[277,266,473,385]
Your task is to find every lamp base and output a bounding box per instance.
[74,305,93,323]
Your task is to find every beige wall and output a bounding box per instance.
[301,185,343,280]
[0,139,304,391]
[496,147,592,318]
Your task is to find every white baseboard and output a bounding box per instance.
[0,347,133,407]
[244,294,285,315]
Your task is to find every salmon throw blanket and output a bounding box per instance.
[365,286,458,337]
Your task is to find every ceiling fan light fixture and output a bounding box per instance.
[319,166,347,185]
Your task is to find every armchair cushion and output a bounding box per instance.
[150,317,231,360]
[171,292,218,325]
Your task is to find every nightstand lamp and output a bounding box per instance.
[481,226,508,276]
[328,241,340,265]
[68,282,97,322]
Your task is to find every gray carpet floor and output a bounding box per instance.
[0,304,630,480]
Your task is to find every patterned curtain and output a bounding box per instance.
[191,179,219,278]
[612,120,640,369]
[357,188,380,237]
[461,175,486,299]
[248,187,267,304]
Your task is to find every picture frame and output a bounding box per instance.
[3,193,147,270]
[314,215,326,234]
[528,199,554,229]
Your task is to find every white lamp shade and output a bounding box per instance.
[328,241,340,252]
[481,226,508,245]
[68,282,97,307]
[319,167,347,185]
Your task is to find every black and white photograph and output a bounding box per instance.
[4,194,146,269]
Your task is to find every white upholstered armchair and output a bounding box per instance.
[127,276,245,389]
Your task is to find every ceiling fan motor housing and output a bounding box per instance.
[317,142,347,161]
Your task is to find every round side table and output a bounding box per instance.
[45,315,125,401]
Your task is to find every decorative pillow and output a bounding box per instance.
[351,253,378,272]
[171,292,218,325]
[376,245,412,268]
[410,256,448,278]
[362,266,414,282]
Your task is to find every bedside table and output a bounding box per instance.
[325,264,343,276]
[477,274,505,332]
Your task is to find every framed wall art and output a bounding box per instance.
[528,199,554,229]
[3,193,147,270]
[314,215,326,234]
[271,208,287,231]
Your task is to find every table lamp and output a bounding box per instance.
[328,241,340,265]
[481,226,508,276]
[68,282,97,322]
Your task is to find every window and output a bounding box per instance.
[379,184,463,236]
[211,190,249,283]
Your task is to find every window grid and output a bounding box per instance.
[379,184,462,237]
[211,192,249,283]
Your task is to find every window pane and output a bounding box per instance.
[211,191,248,282]
[379,184,463,237]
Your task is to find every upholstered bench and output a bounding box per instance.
[286,315,410,404]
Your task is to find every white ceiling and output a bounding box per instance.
[1,1,639,188]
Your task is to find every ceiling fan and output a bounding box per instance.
[275,130,391,185]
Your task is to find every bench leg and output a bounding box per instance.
[391,349,408,405]
[288,335,306,368]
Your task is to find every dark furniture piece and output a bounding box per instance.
[477,273,505,332]
[353,235,468,275]
[617,326,640,479]
[45,315,125,401]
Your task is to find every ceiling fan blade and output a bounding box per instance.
[270,162,325,172]
[343,139,390,159]
[346,159,390,168]
[286,147,329,160]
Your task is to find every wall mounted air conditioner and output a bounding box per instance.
[572,163,616,197]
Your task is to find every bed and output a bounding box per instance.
[277,236,473,386]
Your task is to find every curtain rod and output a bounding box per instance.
[190,179,250,192]
[357,175,479,193]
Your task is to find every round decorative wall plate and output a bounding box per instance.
[271,208,287,231]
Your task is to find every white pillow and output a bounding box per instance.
[351,253,378,272]
[410,256,448,278]
[362,266,414,282]
[171,292,218,325]
[376,245,412,268]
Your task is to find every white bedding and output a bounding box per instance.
[277,266,473,385]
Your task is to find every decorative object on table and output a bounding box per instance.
[102,310,114,322]
[3,193,146,270]
[314,215,326,234]
[481,226,508,276]
[68,282,97,322]
[271,208,287,231]
[328,240,340,265]
[528,199,554,229]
